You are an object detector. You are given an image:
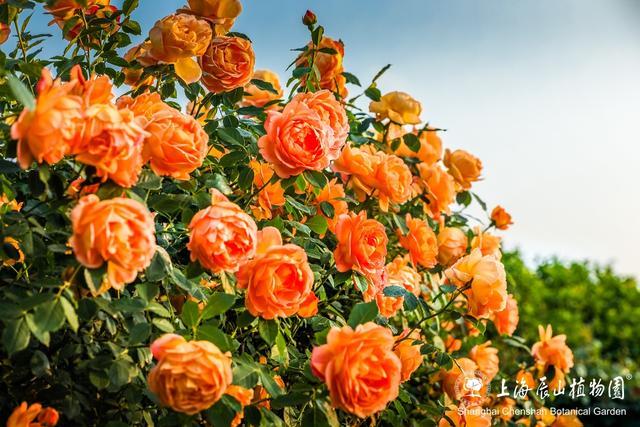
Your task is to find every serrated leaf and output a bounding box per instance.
[347,301,378,328]
[201,293,236,320]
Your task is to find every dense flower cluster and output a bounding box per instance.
[0,1,583,426]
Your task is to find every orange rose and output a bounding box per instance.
[437,227,468,266]
[73,103,147,188]
[553,415,584,427]
[440,357,479,401]
[332,144,380,201]
[516,369,536,389]
[0,194,22,212]
[415,163,456,219]
[69,195,156,293]
[443,148,483,190]
[123,43,156,88]
[386,255,421,296]
[241,69,283,109]
[46,1,116,42]
[439,404,491,427]
[491,293,519,336]
[388,126,442,165]
[68,65,113,108]
[398,214,438,269]
[445,249,507,318]
[470,341,500,381]
[0,23,10,44]
[2,237,24,267]
[394,329,423,382]
[531,324,574,376]
[236,227,318,319]
[225,385,254,427]
[373,153,412,212]
[333,211,388,277]
[148,14,213,83]
[370,91,421,125]
[296,36,347,98]
[375,292,403,318]
[470,226,502,259]
[6,402,59,427]
[118,92,209,180]
[248,160,285,221]
[313,178,348,233]
[148,334,232,415]
[186,0,242,34]
[201,36,255,93]
[188,189,257,273]
[11,68,83,169]
[258,93,333,178]
[491,205,513,230]
[445,335,462,353]
[311,322,401,417]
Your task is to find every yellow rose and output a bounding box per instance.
[370,91,422,124]
[187,0,242,34]
[443,148,483,190]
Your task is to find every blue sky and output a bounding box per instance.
[9,0,640,277]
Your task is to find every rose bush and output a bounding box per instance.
[0,1,587,426]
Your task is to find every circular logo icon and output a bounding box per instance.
[454,368,490,399]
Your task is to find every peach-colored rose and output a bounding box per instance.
[373,153,413,212]
[445,249,508,318]
[236,227,318,319]
[398,214,438,269]
[149,14,213,83]
[470,226,502,259]
[444,148,483,190]
[311,322,401,417]
[394,329,423,382]
[188,189,257,273]
[470,341,500,381]
[313,178,348,233]
[118,92,209,180]
[491,293,519,336]
[532,324,574,376]
[69,195,156,293]
[439,404,491,427]
[73,103,147,188]
[6,402,59,427]
[370,91,421,125]
[248,160,286,221]
[415,163,456,219]
[148,334,232,415]
[333,211,388,277]
[295,90,349,160]
[491,205,513,230]
[11,68,83,169]
[388,126,442,165]
[186,0,242,34]
[258,94,332,178]
[225,385,254,427]
[386,255,421,296]
[297,37,347,98]
[437,227,468,266]
[332,144,380,201]
[241,69,283,109]
[201,36,255,93]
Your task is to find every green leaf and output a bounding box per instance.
[145,247,173,282]
[259,367,284,397]
[456,191,472,206]
[303,170,328,188]
[122,0,139,15]
[383,285,407,297]
[319,201,335,218]
[201,293,236,320]
[206,395,239,427]
[60,297,79,332]
[7,74,35,110]
[109,359,132,388]
[219,150,247,167]
[403,293,419,311]
[372,64,392,83]
[342,72,361,86]
[181,301,200,328]
[440,284,457,294]
[232,361,260,388]
[347,301,378,328]
[271,392,310,409]
[152,318,175,333]
[128,322,151,345]
[30,350,50,377]
[197,324,237,352]
[136,282,159,302]
[33,299,66,333]
[403,133,421,152]
[364,86,381,102]
[353,273,368,293]
[306,215,328,235]
[258,319,278,345]
[210,173,233,195]
[2,318,30,354]
[250,78,279,94]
